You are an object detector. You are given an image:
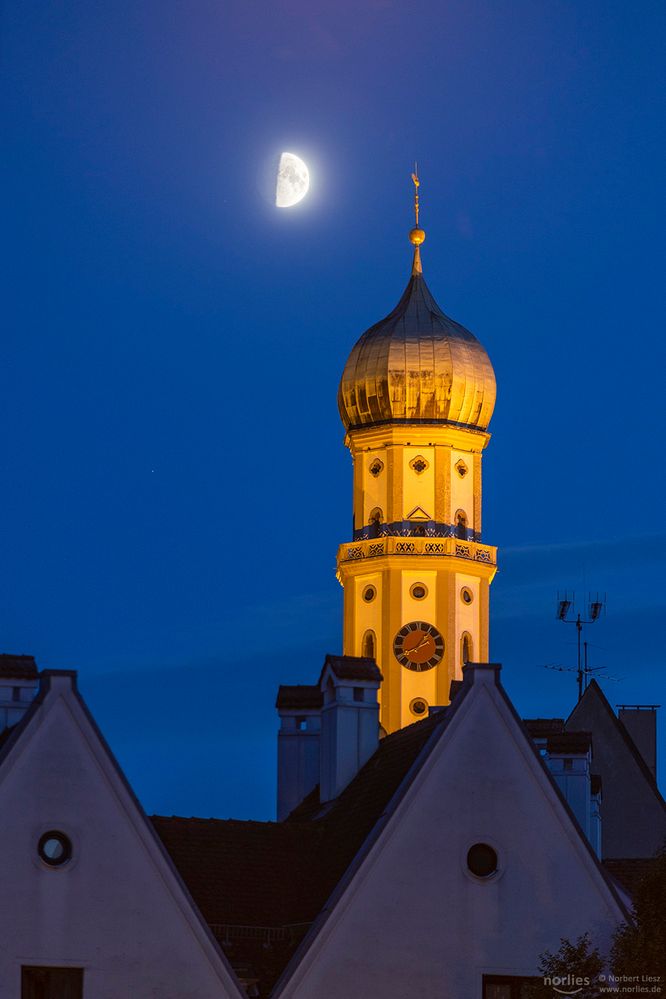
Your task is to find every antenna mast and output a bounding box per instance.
[555,592,606,700]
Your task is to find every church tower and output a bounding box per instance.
[336,174,498,734]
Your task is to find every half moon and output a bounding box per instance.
[276,152,310,208]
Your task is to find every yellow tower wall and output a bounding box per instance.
[338,423,496,734]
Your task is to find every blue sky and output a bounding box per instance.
[2,0,665,818]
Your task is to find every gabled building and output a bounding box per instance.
[0,668,244,999]
[566,680,666,858]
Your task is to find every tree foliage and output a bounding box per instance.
[611,843,666,983]
[524,933,603,998]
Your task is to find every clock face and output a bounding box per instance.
[393,621,444,672]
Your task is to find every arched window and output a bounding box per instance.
[455,509,468,540]
[368,507,384,539]
[362,629,376,660]
[461,632,473,665]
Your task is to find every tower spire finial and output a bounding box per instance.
[412,163,420,227]
[409,164,426,275]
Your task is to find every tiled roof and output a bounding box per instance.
[0,654,38,679]
[603,858,659,896]
[524,718,565,738]
[547,731,592,754]
[319,654,383,683]
[275,686,322,710]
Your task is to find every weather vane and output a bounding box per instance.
[411,164,420,228]
[409,164,426,271]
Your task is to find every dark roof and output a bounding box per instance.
[319,654,382,683]
[524,718,565,738]
[151,816,324,927]
[547,732,592,754]
[275,686,322,710]
[603,858,659,897]
[0,654,38,679]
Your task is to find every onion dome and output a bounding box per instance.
[338,180,496,432]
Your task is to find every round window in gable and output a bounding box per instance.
[38,831,72,868]
[461,586,474,605]
[467,842,498,878]
[362,585,377,603]
[410,582,428,600]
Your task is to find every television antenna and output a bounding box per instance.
[540,641,622,691]
[555,592,607,700]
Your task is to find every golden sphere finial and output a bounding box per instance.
[409,226,426,246]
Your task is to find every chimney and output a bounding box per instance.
[0,655,39,733]
[276,685,322,821]
[618,705,659,780]
[319,655,382,803]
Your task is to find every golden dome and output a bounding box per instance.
[338,250,496,432]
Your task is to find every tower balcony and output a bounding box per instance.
[337,536,497,568]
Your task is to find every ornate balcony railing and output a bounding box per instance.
[338,536,496,565]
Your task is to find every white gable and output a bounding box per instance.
[0,672,243,999]
[277,666,626,999]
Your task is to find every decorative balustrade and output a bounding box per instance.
[339,536,496,565]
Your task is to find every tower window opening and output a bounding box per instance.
[461,586,474,605]
[362,584,377,602]
[369,458,384,477]
[461,632,473,665]
[362,630,376,660]
[455,510,468,539]
[296,717,307,731]
[368,508,384,539]
[353,687,364,702]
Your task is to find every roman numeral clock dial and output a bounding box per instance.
[393,622,444,672]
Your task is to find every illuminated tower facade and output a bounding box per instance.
[336,176,498,734]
